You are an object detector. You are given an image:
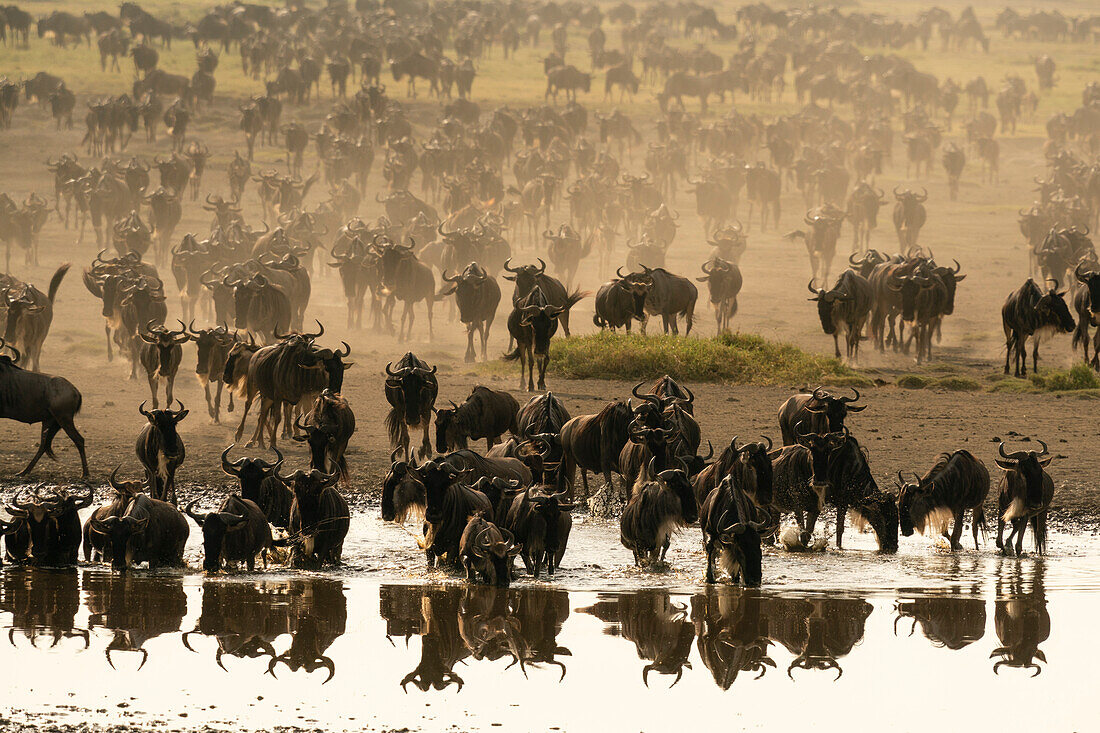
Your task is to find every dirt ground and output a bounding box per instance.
[0,4,1098,521]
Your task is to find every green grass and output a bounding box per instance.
[895,373,981,391]
[991,364,1100,393]
[480,331,869,386]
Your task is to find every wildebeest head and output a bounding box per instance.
[221,444,283,504]
[4,484,93,564]
[732,436,775,508]
[416,459,462,524]
[433,399,462,453]
[139,399,188,453]
[713,475,768,587]
[995,440,1052,508]
[385,353,437,424]
[185,497,248,573]
[616,266,653,319]
[807,279,849,334]
[276,467,339,517]
[461,514,521,587]
[851,488,899,553]
[1036,279,1076,333]
[381,449,426,523]
[140,319,190,372]
[930,259,965,315]
[502,257,547,297]
[803,387,866,432]
[313,341,353,392]
[654,461,698,525]
[518,294,564,356]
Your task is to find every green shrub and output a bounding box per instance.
[896,375,928,389]
[1030,364,1100,392]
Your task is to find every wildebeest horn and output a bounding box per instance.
[301,320,325,339]
[840,388,860,403]
[807,279,819,296]
[221,444,246,475]
[536,258,547,273]
[631,381,647,399]
[337,341,351,357]
[385,361,400,376]
[108,465,126,492]
[952,259,961,273]
[616,266,628,279]
[185,500,207,526]
[138,400,153,418]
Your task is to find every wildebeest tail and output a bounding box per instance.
[385,408,403,448]
[973,502,987,541]
[564,289,590,311]
[47,263,72,304]
[502,346,522,361]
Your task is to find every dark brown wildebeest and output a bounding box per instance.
[1,263,70,372]
[894,594,986,651]
[416,458,493,568]
[137,319,190,408]
[594,268,653,333]
[384,351,438,461]
[638,265,697,336]
[545,65,591,103]
[380,448,427,525]
[807,270,874,362]
[188,323,235,423]
[699,474,769,586]
[560,400,632,498]
[438,263,501,362]
[845,183,885,253]
[892,187,928,249]
[696,258,742,334]
[691,436,774,509]
[506,486,573,579]
[459,514,520,587]
[277,465,350,568]
[88,487,189,571]
[620,461,698,567]
[897,450,990,550]
[293,388,355,486]
[434,385,519,453]
[389,51,440,98]
[3,484,92,566]
[221,444,293,529]
[994,441,1054,556]
[1071,263,1100,368]
[136,399,187,505]
[0,338,88,477]
[1001,278,1075,377]
[185,494,271,572]
[502,258,585,337]
[777,388,866,446]
[785,204,846,285]
[504,286,565,392]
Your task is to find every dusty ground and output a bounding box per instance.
[0,2,1097,521]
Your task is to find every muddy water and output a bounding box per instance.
[2,511,1099,732]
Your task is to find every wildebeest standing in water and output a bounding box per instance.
[88,487,189,572]
[384,351,438,461]
[434,385,519,453]
[458,513,520,587]
[505,486,573,579]
[278,466,350,567]
[185,494,272,572]
[135,399,187,505]
[897,450,989,550]
[994,440,1054,556]
[620,461,698,567]
[777,387,866,446]
[3,484,92,566]
[221,444,294,528]
[0,338,89,477]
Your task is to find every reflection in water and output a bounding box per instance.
[380,584,570,692]
[82,571,187,670]
[894,590,986,650]
[580,590,695,687]
[690,588,774,689]
[0,568,87,648]
[183,579,347,683]
[992,562,1050,677]
[763,596,873,680]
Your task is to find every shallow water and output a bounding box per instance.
[2,510,1099,732]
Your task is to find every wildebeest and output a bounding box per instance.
[459,513,520,587]
[438,263,501,362]
[1001,278,1076,377]
[88,489,189,571]
[638,265,697,335]
[185,494,272,572]
[594,268,653,333]
[0,338,88,477]
[620,462,698,567]
[892,188,928,249]
[293,388,355,485]
[691,436,774,509]
[434,385,519,453]
[785,205,846,285]
[846,183,885,252]
[897,450,990,550]
[375,239,435,341]
[137,319,190,408]
[994,440,1054,556]
[777,387,866,446]
[189,322,235,423]
[502,258,585,337]
[417,459,493,568]
[941,143,965,201]
[504,285,565,392]
[279,466,350,567]
[384,351,437,460]
[505,486,573,578]
[1,263,70,372]
[135,399,187,505]
[221,444,293,528]
[696,258,742,334]
[560,400,632,498]
[3,484,92,566]
[1072,263,1100,368]
[894,594,986,651]
[807,270,874,361]
[699,475,768,586]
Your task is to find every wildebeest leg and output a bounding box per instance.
[426,299,434,340]
[537,353,548,390]
[1030,334,1041,375]
[1014,518,1027,556]
[247,399,272,448]
[949,509,965,550]
[835,506,846,548]
[17,421,62,476]
[833,332,842,359]
[213,381,223,423]
[705,539,718,583]
[105,323,114,361]
[580,469,590,498]
[418,421,431,460]
[465,324,476,363]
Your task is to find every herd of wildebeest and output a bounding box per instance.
[0,1,1095,590]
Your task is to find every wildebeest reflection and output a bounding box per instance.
[83,571,187,670]
[894,592,985,650]
[380,584,571,691]
[579,590,694,687]
[763,596,872,680]
[992,564,1049,677]
[263,579,347,683]
[690,588,774,689]
[0,569,87,648]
